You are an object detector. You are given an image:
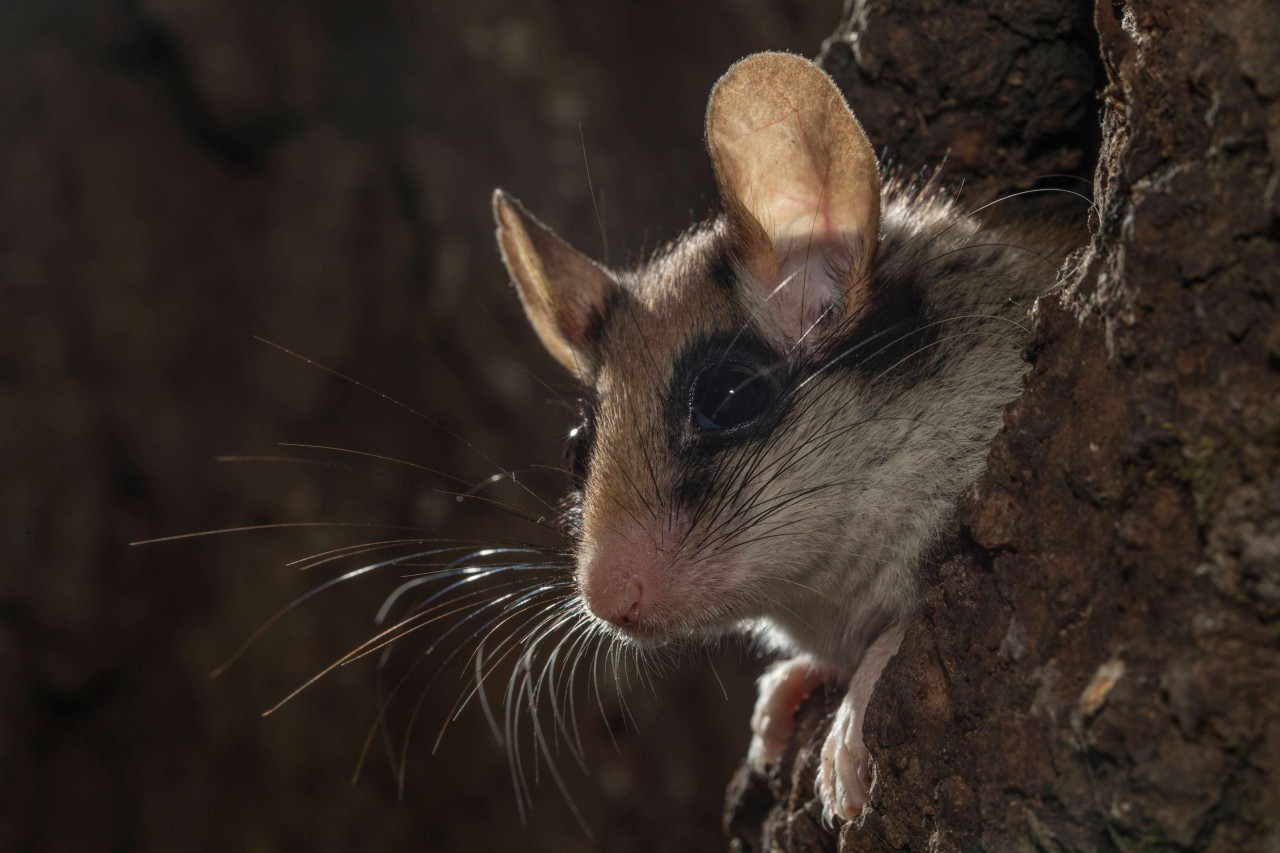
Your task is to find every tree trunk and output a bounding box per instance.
[726,0,1280,850]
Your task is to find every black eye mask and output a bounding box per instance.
[563,398,598,484]
[691,360,774,431]
[666,333,791,456]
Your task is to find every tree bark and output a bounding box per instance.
[726,0,1280,850]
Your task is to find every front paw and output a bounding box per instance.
[747,655,836,772]
[815,691,872,823]
[814,623,905,823]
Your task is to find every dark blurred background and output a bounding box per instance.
[0,1,841,850]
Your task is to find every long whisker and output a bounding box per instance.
[580,123,609,264]
[253,336,557,513]
[277,442,480,489]
[130,521,429,547]
[211,545,480,678]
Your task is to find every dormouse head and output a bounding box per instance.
[493,53,885,644]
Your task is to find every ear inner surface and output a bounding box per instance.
[706,52,882,343]
[493,190,617,377]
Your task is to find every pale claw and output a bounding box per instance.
[813,624,906,824]
[816,690,871,823]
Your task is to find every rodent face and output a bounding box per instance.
[493,53,891,649]
[557,224,966,650]
[567,227,810,642]
[493,53,1053,661]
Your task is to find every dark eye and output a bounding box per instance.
[691,362,773,431]
[564,418,593,482]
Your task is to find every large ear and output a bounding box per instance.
[493,190,618,377]
[706,52,881,344]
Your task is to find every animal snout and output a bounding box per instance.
[578,542,650,628]
[597,578,644,627]
[583,568,646,627]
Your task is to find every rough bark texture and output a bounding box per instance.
[820,0,1100,207]
[727,0,1280,850]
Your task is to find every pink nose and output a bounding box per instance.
[586,574,644,626]
[579,542,649,627]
